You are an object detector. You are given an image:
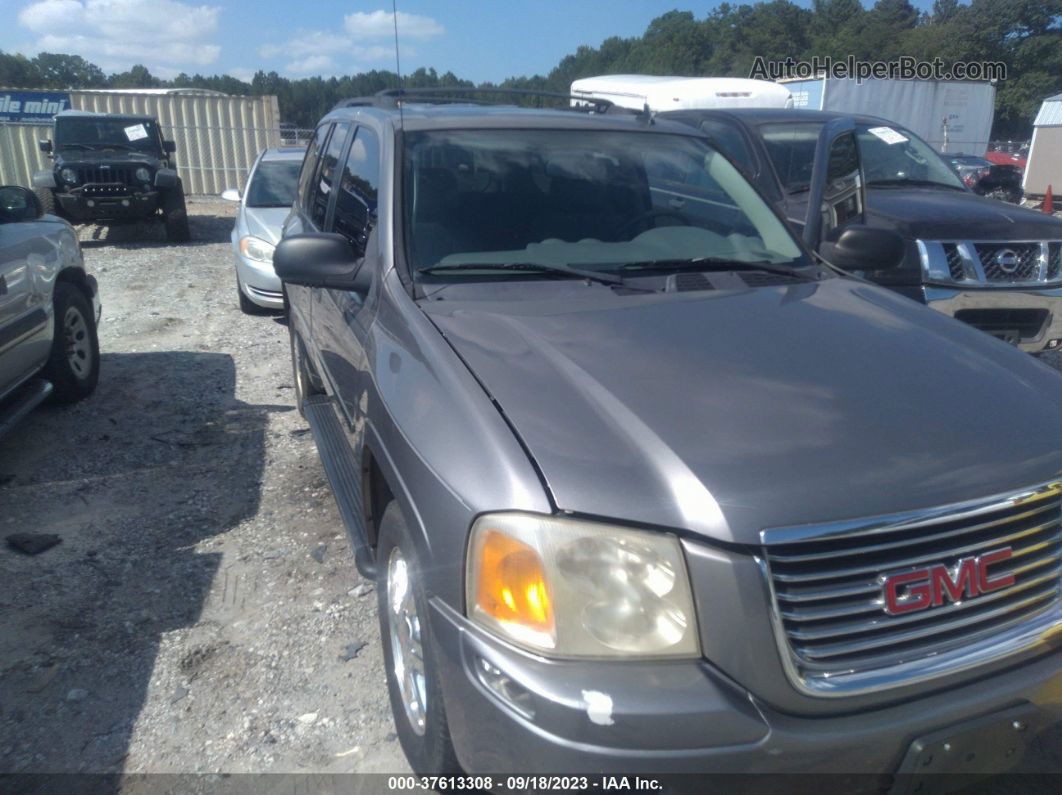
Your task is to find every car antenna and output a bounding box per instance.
[392,0,405,128]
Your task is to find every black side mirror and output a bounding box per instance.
[0,185,43,222]
[163,140,176,153]
[818,225,905,271]
[39,139,52,153]
[275,233,363,289]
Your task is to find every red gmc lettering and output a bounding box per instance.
[883,547,1014,615]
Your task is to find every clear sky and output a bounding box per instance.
[0,0,943,84]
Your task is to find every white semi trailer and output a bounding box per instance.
[570,75,794,112]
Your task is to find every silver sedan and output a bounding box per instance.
[223,147,304,312]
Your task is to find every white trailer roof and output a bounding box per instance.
[1033,93,1062,127]
[570,75,793,111]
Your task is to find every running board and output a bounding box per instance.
[0,379,52,440]
[302,394,377,579]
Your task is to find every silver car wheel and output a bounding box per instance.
[387,546,427,736]
[63,306,92,379]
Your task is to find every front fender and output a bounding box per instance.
[154,168,178,188]
[32,170,56,189]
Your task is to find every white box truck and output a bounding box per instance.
[570,75,794,112]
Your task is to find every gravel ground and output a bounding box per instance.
[0,198,1059,783]
[0,198,408,776]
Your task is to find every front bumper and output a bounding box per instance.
[57,189,159,222]
[923,285,1062,352]
[234,249,283,309]
[430,598,1062,774]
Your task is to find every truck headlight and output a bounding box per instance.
[135,167,151,183]
[466,513,700,658]
[60,168,78,184]
[239,236,275,264]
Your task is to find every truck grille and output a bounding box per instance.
[974,243,1041,281]
[761,481,1062,695]
[919,240,1061,285]
[77,167,135,186]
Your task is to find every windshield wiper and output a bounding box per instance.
[57,143,96,150]
[418,262,623,286]
[867,178,964,191]
[618,257,805,279]
[95,143,138,152]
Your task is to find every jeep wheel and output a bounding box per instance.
[163,179,191,243]
[43,283,100,404]
[34,187,56,217]
[376,502,462,776]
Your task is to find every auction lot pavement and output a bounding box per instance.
[0,199,1059,779]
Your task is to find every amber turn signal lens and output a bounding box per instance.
[474,530,555,644]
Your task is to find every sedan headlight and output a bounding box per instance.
[466,513,699,658]
[60,168,78,184]
[239,236,275,264]
[135,167,151,183]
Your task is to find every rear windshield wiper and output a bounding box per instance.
[418,262,623,286]
[619,257,806,279]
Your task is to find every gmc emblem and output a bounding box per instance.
[882,547,1015,616]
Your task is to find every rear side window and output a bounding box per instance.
[297,124,330,209]
[697,118,754,170]
[332,127,380,256]
[309,122,351,229]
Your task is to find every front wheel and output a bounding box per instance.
[163,179,191,243]
[43,283,99,404]
[34,187,57,217]
[376,503,461,776]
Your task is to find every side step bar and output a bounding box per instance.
[302,394,377,579]
[0,379,52,441]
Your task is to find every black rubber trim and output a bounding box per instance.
[0,307,47,353]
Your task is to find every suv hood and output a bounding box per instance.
[424,279,1062,544]
[867,188,1062,240]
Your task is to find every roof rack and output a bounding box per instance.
[332,87,623,115]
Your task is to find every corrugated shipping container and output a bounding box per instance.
[0,89,281,195]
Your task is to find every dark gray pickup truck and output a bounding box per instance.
[275,90,1061,781]
[662,108,1062,352]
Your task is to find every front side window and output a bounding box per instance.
[332,127,380,255]
[760,122,965,193]
[405,129,804,284]
[246,160,302,208]
[54,117,162,154]
[310,122,351,229]
[297,124,329,209]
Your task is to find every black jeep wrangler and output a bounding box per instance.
[33,110,190,242]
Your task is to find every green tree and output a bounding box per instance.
[31,52,105,88]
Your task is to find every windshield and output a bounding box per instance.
[55,117,162,154]
[404,129,806,282]
[761,122,965,192]
[246,160,302,208]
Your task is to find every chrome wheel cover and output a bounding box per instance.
[63,306,91,379]
[387,546,427,736]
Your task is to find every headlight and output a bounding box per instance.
[60,168,78,184]
[466,513,699,658]
[135,167,151,183]
[239,236,275,264]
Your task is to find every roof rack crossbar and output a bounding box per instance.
[332,87,625,114]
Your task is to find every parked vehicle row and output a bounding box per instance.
[269,89,1062,779]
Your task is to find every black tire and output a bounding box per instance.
[288,324,322,417]
[43,283,99,404]
[34,187,56,217]
[376,503,461,777]
[162,179,191,243]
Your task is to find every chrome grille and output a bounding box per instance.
[974,243,1041,281]
[1050,242,1062,281]
[761,481,1062,695]
[77,167,135,186]
[943,243,965,280]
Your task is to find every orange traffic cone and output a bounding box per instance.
[1043,185,1054,214]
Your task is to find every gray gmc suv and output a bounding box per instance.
[276,90,1061,780]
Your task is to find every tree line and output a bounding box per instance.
[1,0,1059,138]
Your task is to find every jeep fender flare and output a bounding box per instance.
[32,170,56,189]
[154,168,178,189]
